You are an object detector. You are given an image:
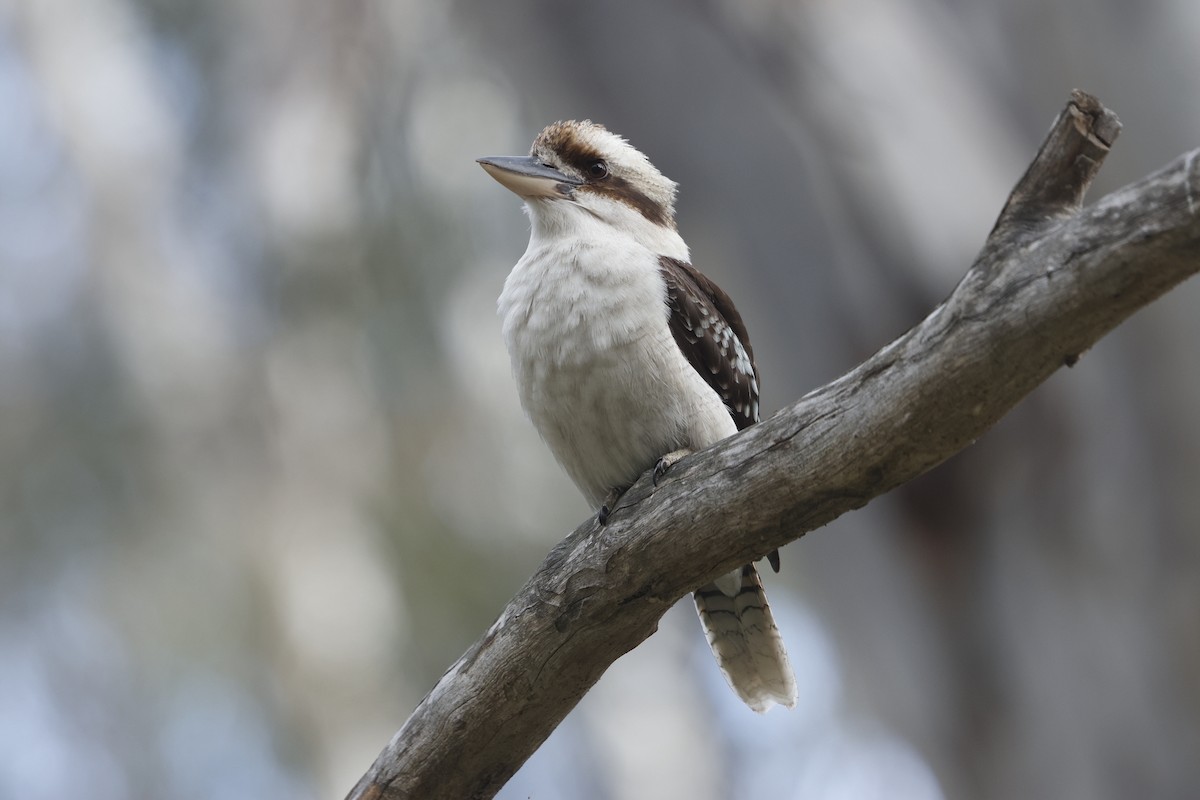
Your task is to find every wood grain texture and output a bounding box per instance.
[348,92,1200,800]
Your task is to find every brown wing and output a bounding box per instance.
[659,256,760,431]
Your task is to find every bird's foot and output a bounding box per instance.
[597,485,630,526]
[653,448,694,486]
[767,548,781,573]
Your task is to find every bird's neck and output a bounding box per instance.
[525,198,689,263]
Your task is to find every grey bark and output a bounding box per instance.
[347,91,1200,800]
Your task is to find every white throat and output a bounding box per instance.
[525,196,689,264]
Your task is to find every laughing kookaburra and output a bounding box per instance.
[478,120,797,713]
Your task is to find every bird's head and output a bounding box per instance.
[478,120,679,237]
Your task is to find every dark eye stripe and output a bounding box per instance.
[589,177,670,226]
[534,123,672,227]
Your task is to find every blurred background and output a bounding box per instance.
[2,0,1198,798]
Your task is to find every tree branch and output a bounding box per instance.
[348,92,1200,800]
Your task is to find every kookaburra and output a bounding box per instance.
[478,120,796,713]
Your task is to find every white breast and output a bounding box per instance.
[498,218,736,508]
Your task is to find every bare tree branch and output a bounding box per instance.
[348,91,1200,800]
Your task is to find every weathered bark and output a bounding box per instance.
[348,91,1200,800]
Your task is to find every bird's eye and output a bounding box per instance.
[587,160,609,179]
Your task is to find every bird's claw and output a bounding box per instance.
[767,549,781,573]
[653,448,693,486]
[596,485,629,526]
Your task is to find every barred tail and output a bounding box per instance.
[694,564,797,713]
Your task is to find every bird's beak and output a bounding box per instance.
[477,156,582,200]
